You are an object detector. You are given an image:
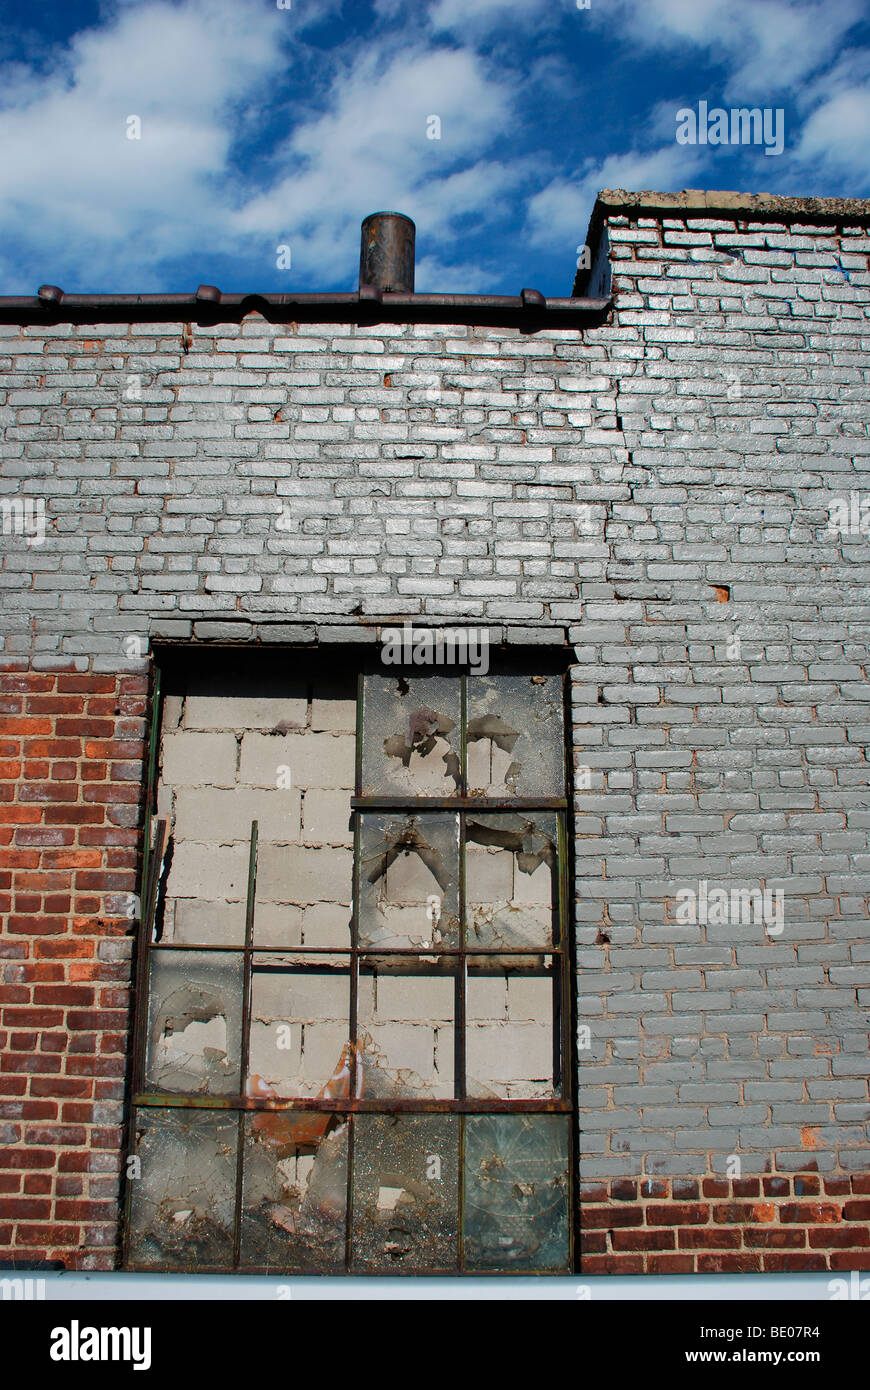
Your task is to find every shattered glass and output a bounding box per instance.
[131,666,572,1276]
[248,957,351,1099]
[352,1114,459,1271]
[464,1114,570,1271]
[240,1113,348,1271]
[358,965,455,1099]
[358,812,460,949]
[144,950,243,1095]
[466,956,557,1100]
[465,812,558,949]
[127,1108,238,1268]
[466,675,564,797]
[361,674,461,796]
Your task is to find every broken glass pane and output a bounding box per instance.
[466,956,557,1099]
[240,1112,347,1271]
[352,1115,459,1272]
[464,1114,570,1271]
[466,674,564,797]
[360,674,461,797]
[144,950,243,1095]
[465,812,557,949]
[127,1108,238,1268]
[358,812,460,949]
[248,957,351,1099]
[358,964,455,1099]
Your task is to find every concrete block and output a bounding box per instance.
[466,843,514,902]
[466,1021,553,1087]
[183,693,307,730]
[239,732,355,788]
[174,787,301,843]
[302,789,353,845]
[167,842,250,900]
[362,1023,439,1084]
[248,1019,302,1091]
[507,976,552,1021]
[171,898,247,946]
[302,902,352,948]
[375,975,453,1022]
[162,732,237,786]
[252,902,304,947]
[302,1022,352,1092]
[468,977,508,1020]
[257,845,353,906]
[311,692,356,732]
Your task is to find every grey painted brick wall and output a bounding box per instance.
[1,192,868,1185]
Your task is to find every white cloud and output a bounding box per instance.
[794,84,870,180]
[0,0,520,290]
[599,0,865,100]
[429,0,555,36]
[526,144,705,250]
[414,254,493,292]
[231,46,521,284]
[0,0,288,283]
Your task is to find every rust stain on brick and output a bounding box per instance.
[751,1202,776,1223]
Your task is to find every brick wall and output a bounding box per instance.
[580,1175,870,1274]
[0,665,146,1268]
[1,189,868,1273]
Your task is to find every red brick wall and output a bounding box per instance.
[580,1175,870,1274]
[0,664,147,1270]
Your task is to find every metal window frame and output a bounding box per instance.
[122,654,576,1275]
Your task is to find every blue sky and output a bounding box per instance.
[1,0,868,296]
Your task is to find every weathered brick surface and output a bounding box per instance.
[1,193,868,1270]
[579,1174,870,1273]
[0,665,146,1268]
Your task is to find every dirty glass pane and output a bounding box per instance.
[464,1114,570,1271]
[127,1108,238,1268]
[240,1112,347,1271]
[248,957,351,1099]
[466,674,564,797]
[358,812,459,949]
[360,674,461,797]
[144,950,243,1095]
[466,956,557,1099]
[465,812,557,949]
[358,964,455,1098]
[352,1115,459,1272]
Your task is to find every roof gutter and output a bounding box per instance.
[0,286,610,326]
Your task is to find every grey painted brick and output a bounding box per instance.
[3,206,869,1183]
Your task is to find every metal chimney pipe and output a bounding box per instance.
[359,212,416,293]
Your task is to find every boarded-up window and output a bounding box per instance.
[126,653,573,1274]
